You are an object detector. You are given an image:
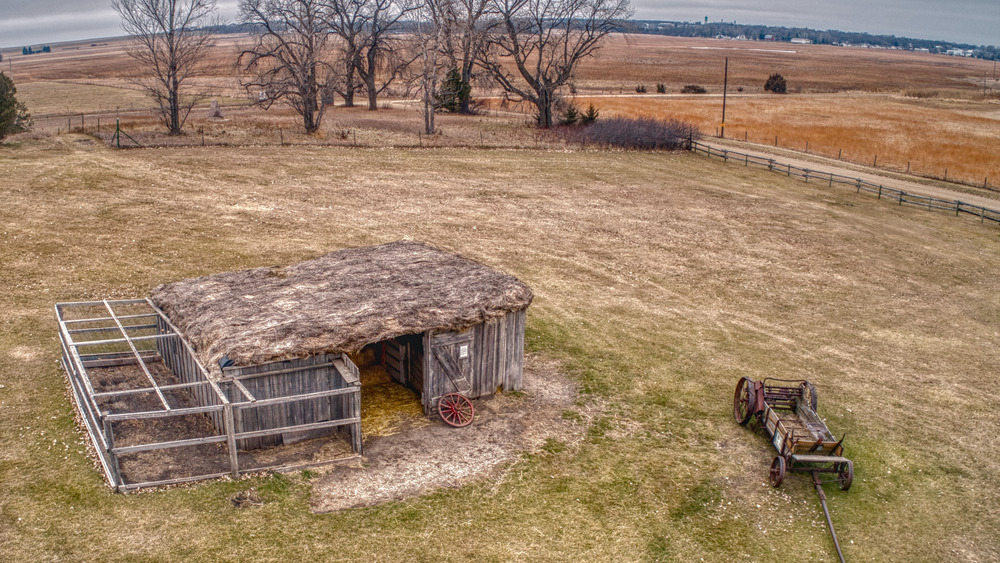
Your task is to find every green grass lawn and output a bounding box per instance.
[1,137,998,561]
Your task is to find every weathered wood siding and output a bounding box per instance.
[221,354,360,451]
[385,339,405,384]
[156,317,227,429]
[407,334,425,394]
[422,308,526,412]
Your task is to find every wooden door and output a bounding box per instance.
[426,330,474,410]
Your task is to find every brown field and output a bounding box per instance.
[1,137,999,561]
[570,35,1000,187]
[6,33,999,188]
[573,93,1000,186]
[576,35,998,94]
[2,31,1000,562]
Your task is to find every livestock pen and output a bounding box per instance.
[57,241,532,490]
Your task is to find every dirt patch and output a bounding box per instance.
[88,361,191,414]
[230,488,264,508]
[117,425,357,486]
[310,357,585,512]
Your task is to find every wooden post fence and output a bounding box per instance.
[687,140,1000,228]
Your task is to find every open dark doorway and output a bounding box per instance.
[348,335,427,438]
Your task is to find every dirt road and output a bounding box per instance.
[700,139,1000,212]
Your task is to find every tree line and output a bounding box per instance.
[633,21,1000,60]
[112,0,632,135]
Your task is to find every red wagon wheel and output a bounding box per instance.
[438,393,475,428]
[733,377,756,425]
[837,460,854,491]
[769,456,786,487]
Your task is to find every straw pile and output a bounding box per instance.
[150,241,532,376]
[360,382,430,438]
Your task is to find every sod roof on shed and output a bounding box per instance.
[150,241,533,375]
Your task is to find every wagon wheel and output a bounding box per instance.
[836,460,854,491]
[769,456,786,487]
[733,377,756,425]
[438,393,475,428]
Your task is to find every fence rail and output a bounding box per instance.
[55,299,362,492]
[690,141,1000,226]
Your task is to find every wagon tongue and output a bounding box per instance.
[812,471,846,563]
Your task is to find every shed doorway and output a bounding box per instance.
[349,335,427,438]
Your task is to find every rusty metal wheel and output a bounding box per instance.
[733,377,755,425]
[438,393,475,428]
[837,460,854,491]
[770,456,786,487]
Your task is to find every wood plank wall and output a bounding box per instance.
[385,339,405,384]
[423,308,526,412]
[404,334,425,394]
[156,316,226,430]
[222,353,356,450]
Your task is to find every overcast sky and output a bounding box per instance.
[0,0,996,50]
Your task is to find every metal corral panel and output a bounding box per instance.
[56,298,361,492]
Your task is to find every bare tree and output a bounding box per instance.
[354,0,419,110]
[325,0,367,107]
[431,0,493,113]
[412,6,447,133]
[481,0,631,128]
[238,0,337,133]
[112,0,218,135]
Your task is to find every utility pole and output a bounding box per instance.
[721,57,728,139]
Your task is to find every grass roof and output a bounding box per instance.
[150,241,533,375]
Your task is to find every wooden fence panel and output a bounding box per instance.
[691,141,1000,226]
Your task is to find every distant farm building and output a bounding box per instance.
[790,38,813,45]
[57,241,532,490]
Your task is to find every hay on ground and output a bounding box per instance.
[360,382,429,438]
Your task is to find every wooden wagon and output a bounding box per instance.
[734,377,854,561]
[734,377,853,490]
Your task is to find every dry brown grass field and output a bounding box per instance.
[578,35,996,94]
[572,93,1000,186]
[1,137,999,561]
[572,36,1000,188]
[6,33,998,187]
[2,30,1000,562]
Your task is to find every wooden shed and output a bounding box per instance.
[151,240,533,446]
[57,242,531,490]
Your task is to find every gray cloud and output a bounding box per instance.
[0,1,241,48]
[0,0,996,49]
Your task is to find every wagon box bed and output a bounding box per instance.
[758,386,850,481]
[734,377,853,488]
